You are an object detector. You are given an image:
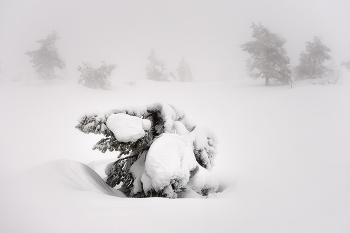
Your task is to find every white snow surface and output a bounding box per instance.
[1,76,350,232]
[106,113,150,142]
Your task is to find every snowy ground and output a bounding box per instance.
[0,74,350,232]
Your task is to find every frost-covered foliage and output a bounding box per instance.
[309,64,343,85]
[76,103,218,198]
[145,50,176,81]
[193,126,217,170]
[25,31,65,80]
[241,23,291,86]
[295,36,332,80]
[77,62,116,89]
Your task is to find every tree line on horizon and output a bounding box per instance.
[24,31,193,89]
[22,26,349,88]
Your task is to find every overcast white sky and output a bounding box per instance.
[0,0,349,81]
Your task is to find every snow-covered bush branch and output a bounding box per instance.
[77,61,116,89]
[146,50,193,82]
[76,103,219,198]
[309,64,343,85]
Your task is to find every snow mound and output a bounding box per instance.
[143,133,197,194]
[15,160,126,197]
[0,160,125,233]
[106,113,150,142]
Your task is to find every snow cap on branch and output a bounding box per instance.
[143,133,197,193]
[106,113,151,142]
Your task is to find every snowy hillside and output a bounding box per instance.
[1,75,350,232]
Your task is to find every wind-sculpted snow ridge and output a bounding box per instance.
[0,160,126,197]
[76,103,219,198]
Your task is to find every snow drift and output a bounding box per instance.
[1,76,350,232]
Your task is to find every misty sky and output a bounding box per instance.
[0,0,349,81]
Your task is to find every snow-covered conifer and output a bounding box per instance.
[295,37,332,79]
[25,31,65,80]
[177,57,193,82]
[76,103,219,198]
[145,50,172,81]
[241,23,291,85]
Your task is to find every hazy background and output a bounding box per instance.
[1,0,349,82]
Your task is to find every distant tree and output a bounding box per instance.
[25,31,65,80]
[295,36,332,79]
[146,50,173,81]
[177,57,193,82]
[241,23,291,86]
[77,61,116,89]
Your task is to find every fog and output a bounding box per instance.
[1,1,350,231]
[1,0,349,81]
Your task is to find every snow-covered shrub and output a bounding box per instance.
[146,50,176,81]
[309,64,343,85]
[77,61,116,89]
[295,36,332,80]
[76,103,219,198]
